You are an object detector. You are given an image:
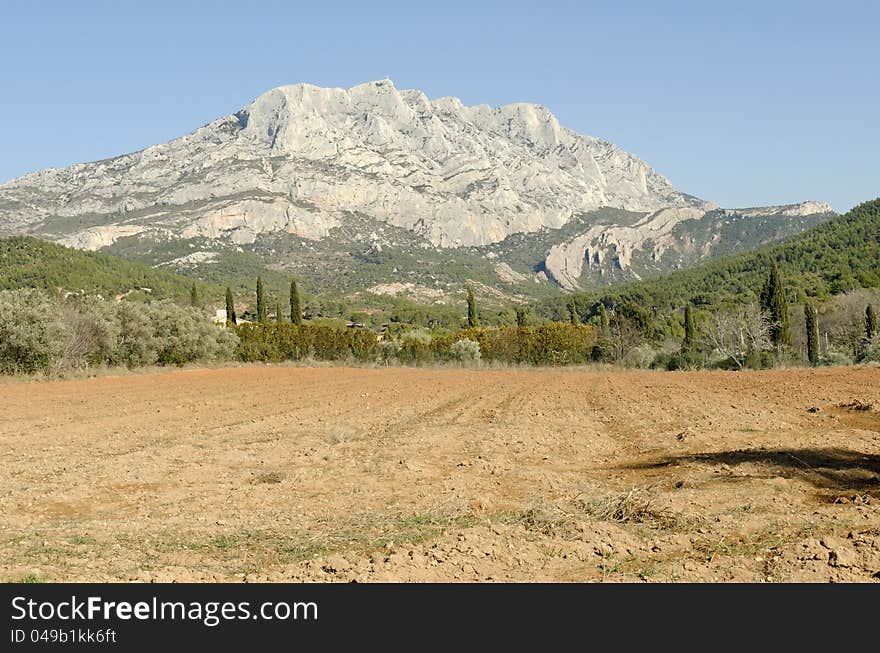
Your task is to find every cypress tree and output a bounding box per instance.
[256,276,267,323]
[275,302,282,323]
[683,303,696,349]
[567,300,579,325]
[867,305,877,341]
[804,302,819,366]
[290,279,303,326]
[190,283,200,308]
[467,287,478,328]
[598,303,610,331]
[760,260,791,347]
[225,287,237,326]
[515,306,527,327]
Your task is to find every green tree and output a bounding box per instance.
[618,301,653,338]
[275,302,283,323]
[867,304,877,341]
[0,289,69,374]
[225,287,237,326]
[290,279,303,326]
[256,276,267,323]
[515,306,528,327]
[467,287,478,328]
[760,260,791,347]
[190,283,200,308]
[598,303,610,331]
[567,300,579,325]
[804,302,819,366]
[683,303,696,349]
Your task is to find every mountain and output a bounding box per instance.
[491,201,833,290]
[0,80,835,299]
[544,197,880,319]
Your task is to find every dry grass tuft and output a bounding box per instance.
[577,488,696,531]
[514,505,570,536]
[252,471,285,485]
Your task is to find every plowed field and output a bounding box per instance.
[2,365,878,582]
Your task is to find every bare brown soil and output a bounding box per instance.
[1,365,879,583]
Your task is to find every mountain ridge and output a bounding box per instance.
[0,78,705,247]
[0,79,834,296]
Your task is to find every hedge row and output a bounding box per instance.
[234,323,380,362]
[235,322,597,366]
[432,324,597,365]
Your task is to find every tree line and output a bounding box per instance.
[3,199,878,375]
[2,262,877,376]
[222,261,880,371]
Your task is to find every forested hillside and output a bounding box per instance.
[550,198,880,319]
[0,236,213,301]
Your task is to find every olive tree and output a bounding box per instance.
[0,289,69,374]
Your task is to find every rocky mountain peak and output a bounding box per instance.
[0,80,834,296]
[0,79,710,251]
[238,79,571,158]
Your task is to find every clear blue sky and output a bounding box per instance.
[1,0,877,212]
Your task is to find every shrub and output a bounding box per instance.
[152,303,211,366]
[59,300,119,369]
[744,348,776,370]
[155,302,239,366]
[398,329,433,365]
[706,348,775,370]
[590,338,615,363]
[214,326,240,361]
[308,325,353,360]
[233,323,277,362]
[345,329,378,361]
[377,339,401,365]
[450,338,481,363]
[115,301,159,367]
[658,349,704,371]
[860,335,880,363]
[509,323,595,365]
[0,289,69,374]
[621,344,657,369]
[820,349,853,367]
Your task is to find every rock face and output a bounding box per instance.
[0,79,703,250]
[544,207,707,289]
[0,79,836,294]
[541,202,835,290]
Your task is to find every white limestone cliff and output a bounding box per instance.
[0,79,705,249]
[541,202,832,290]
